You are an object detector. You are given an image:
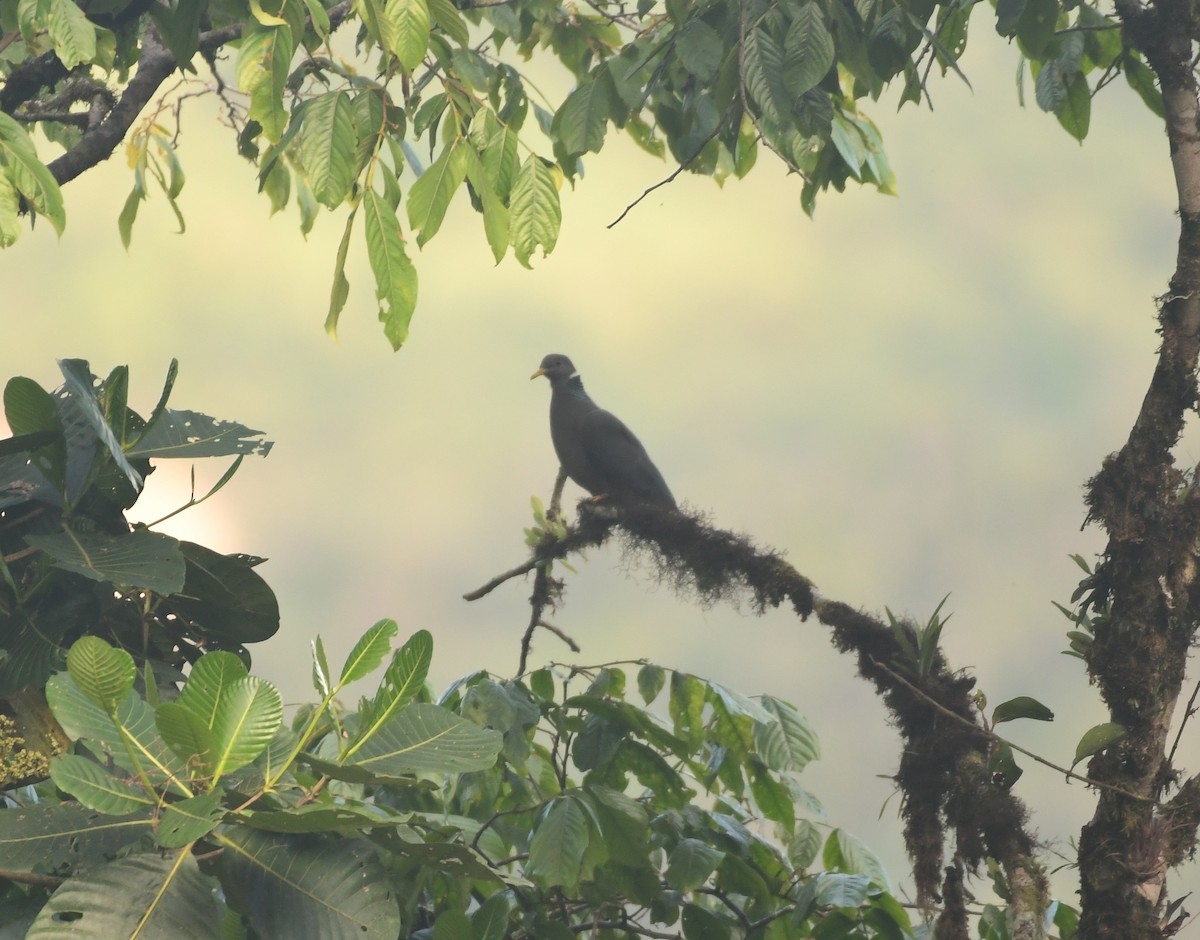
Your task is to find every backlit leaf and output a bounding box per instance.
[509,155,561,268]
[363,189,418,349]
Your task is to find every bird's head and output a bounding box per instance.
[530,354,578,385]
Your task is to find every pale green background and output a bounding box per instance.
[2,17,1186,910]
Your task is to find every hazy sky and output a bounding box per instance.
[2,12,1187,909]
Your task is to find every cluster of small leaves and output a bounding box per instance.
[998,0,1164,142]
[0,624,918,939]
[410,661,914,939]
[0,359,278,700]
[0,0,1175,343]
[0,625,503,938]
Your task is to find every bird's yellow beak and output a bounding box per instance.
[530,368,547,380]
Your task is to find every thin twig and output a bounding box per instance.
[0,868,66,888]
[1167,674,1200,768]
[462,557,543,601]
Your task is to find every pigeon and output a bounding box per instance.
[531,354,676,509]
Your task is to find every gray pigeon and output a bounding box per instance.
[531,354,676,509]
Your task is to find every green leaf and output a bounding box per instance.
[666,838,724,892]
[783,4,834,97]
[156,792,225,848]
[1124,55,1164,118]
[326,206,357,338]
[297,90,357,209]
[46,0,96,69]
[813,871,873,908]
[743,27,791,128]
[350,628,433,754]
[237,23,294,143]
[471,894,510,940]
[345,702,501,776]
[178,651,250,729]
[428,0,466,45]
[991,696,1055,725]
[509,155,561,268]
[383,0,429,70]
[1056,71,1090,141]
[823,829,890,889]
[157,700,218,774]
[755,695,820,772]
[339,618,399,685]
[57,357,142,494]
[551,78,611,156]
[149,0,205,66]
[637,664,665,704]
[5,375,57,435]
[681,903,732,940]
[1073,722,1126,767]
[1034,59,1067,113]
[49,753,155,814]
[207,676,283,782]
[674,18,723,81]
[463,141,508,262]
[129,409,273,458]
[528,796,588,889]
[66,636,136,714]
[218,828,401,940]
[165,541,280,643]
[243,803,410,833]
[27,528,186,594]
[0,802,152,872]
[363,188,419,349]
[0,165,21,247]
[26,851,220,940]
[433,910,472,940]
[407,139,469,247]
[829,111,868,178]
[0,112,65,235]
[47,674,189,789]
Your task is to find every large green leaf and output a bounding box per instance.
[46,673,190,790]
[345,702,501,777]
[49,754,155,815]
[128,409,273,458]
[348,628,433,756]
[755,695,820,772]
[338,618,399,686]
[509,155,561,268]
[46,0,96,67]
[156,700,218,774]
[57,357,142,494]
[528,796,588,889]
[743,27,791,128]
[407,139,469,247]
[66,636,136,714]
[202,676,283,782]
[297,91,358,209]
[0,802,152,872]
[463,141,509,263]
[156,792,225,848]
[666,838,724,892]
[4,374,58,435]
[237,23,294,143]
[217,828,401,940]
[363,189,419,350]
[674,19,723,81]
[25,851,220,940]
[551,78,611,156]
[177,651,249,728]
[782,4,834,97]
[0,112,65,235]
[27,528,186,594]
[382,0,429,70]
[325,206,357,338]
[823,828,890,890]
[164,541,280,643]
